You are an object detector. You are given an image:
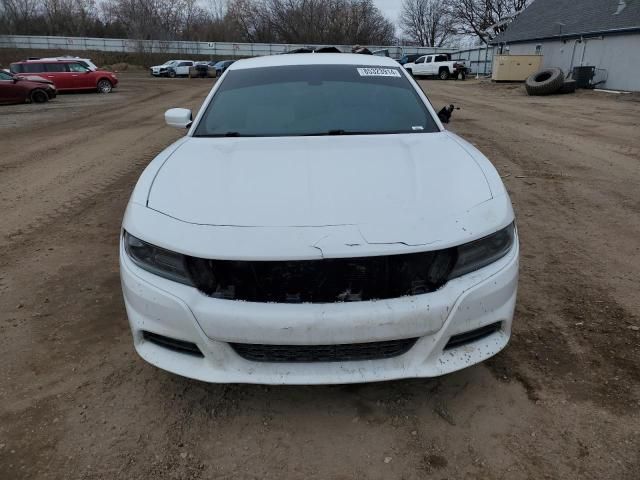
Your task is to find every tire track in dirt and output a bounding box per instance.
[0,75,210,252]
[427,80,640,414]
[1,75,639,480]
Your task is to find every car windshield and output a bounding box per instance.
[194,64,438,137]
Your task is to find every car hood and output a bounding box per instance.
[17,75,53,85]
[148,133,494,234]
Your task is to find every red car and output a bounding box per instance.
[0,70,57,104]
[9,60,118,93]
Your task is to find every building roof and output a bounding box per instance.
[492,0,640,44]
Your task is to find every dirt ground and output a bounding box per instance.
[1,73,639,480]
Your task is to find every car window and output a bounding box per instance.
[415,57,425,64]
[194,64,438,137]
[68,63,89,72]
[46,63,67,72]
[426,57,432,63]
[0,71,12,80]
[21,63,46,73]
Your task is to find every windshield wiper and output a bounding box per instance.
[303,130,405,136]
[303,130,376,136]
[197,132,252,137]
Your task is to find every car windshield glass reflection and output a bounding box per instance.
[194,64,438,137]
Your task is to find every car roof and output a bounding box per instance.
[229,53,399,71]
[26,57,91,61]
[15,59,81,64]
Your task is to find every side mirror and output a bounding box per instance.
[165,108,192,129]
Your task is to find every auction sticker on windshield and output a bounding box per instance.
[357,67,401,78]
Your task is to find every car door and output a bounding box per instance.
[424,56,436,75]
[67,62,93,89]
[414,56,427,75]
[178,62,193,75]
[43,62,74,90]
[0,71,24,103]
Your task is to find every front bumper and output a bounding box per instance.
[120,235,518,384]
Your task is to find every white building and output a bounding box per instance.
[491,0,640,91]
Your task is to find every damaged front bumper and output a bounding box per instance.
[119,232,518,384]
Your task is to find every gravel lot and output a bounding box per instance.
[1,72,639,479]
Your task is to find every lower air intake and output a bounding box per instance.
[444,322,502,350]
[231,338,419,363]
[142,331,203,357]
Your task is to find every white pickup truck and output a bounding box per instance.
[403,54,467,80]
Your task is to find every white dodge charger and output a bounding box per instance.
[120,53,518,384]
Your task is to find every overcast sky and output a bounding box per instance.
[375,0,403,26]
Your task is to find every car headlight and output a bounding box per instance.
[448,223,515,280]
[123,231,193,286]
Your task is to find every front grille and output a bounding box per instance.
[142,331,203,357]
[231,338,419,363]
[444,322,502,350]
[185,249,456,304]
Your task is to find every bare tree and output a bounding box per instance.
[399,0,454,47]
[1,0,394,44]
[102,0,189,40]
[448,0,530,44]
[1,0,43,34]
[226,0,272,42]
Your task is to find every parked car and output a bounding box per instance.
[189,62,216,79]
[9,60,118,93]
[397,54,421,65]
[213,60,235,77]
[120,53,518,385]
[150,60,179,77]
[166,60,195,78]
[26,56,99,71]
[0,70,57,104]
[404,54,467,80]
[12,72,54,84]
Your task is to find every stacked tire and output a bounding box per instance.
[525,68,565,95]
[525,68,578,96]
[559,79,577,94]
